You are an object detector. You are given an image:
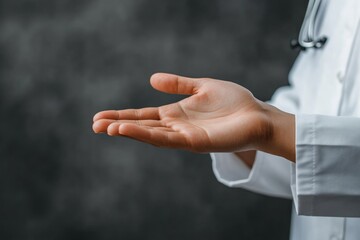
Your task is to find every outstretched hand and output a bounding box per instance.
[93,73,295,160]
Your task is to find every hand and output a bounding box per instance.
[93,73,295,160]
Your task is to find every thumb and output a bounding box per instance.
[150,73,201,95]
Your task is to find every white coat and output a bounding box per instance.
[211,1,360,239]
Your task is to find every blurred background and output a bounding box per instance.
[0,0,307,239]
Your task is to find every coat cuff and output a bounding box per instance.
[292,114,360,217]
[211,152,251,186]
[211,152,292,198]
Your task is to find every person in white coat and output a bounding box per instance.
[92,0,360,239]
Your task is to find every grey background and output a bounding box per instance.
[0,0,306,239]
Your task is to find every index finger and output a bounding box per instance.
[93,107,160,122]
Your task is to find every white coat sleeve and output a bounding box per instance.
[293,115,360,217]
[211,76,301,199]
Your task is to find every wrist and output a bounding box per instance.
[234,150,257,168]
[257,102,296,162]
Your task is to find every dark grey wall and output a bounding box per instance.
[0,0,307,239]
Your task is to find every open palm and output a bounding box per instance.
[93,73,270,153]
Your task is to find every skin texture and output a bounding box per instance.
[93,73,295,162]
